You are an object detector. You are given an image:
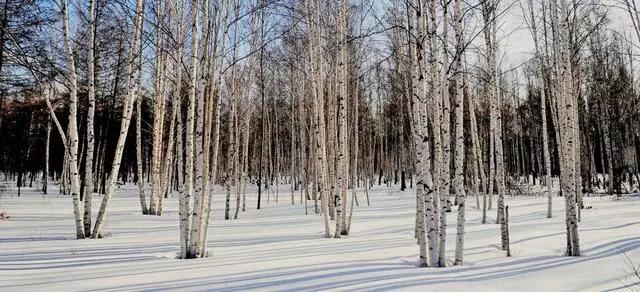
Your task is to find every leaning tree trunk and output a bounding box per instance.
[92,0,146,238]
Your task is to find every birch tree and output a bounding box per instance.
[182,0,200,258]
[425,0,441,267]
[550,0,580,256]
[408,0,429,267]
[334,0,349,238]
[58,0,84,239]
[452,0,466,266]
[136,96,148,215]
[81,0,98,236]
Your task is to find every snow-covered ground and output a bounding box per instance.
[1,183,639,291]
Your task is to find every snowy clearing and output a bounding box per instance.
[1,185,639,291]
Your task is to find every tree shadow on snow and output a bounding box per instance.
[82,235,640,291]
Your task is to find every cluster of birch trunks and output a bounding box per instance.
[407,0,604,265]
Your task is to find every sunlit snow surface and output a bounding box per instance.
[1,183,638,291]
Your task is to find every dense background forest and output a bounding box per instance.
[1,0,639,271]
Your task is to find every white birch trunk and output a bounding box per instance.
[230,2,242,221]
[334,0,348,238]
[438,0,452,267]
[552,0,580,256]
[452,0,466,265]
[183,0,200,258]
[425,0,441,267]
[187,0,209,257]
[43,118,51,194]
[176,81,189,258]
[409,1,429,267]
[59,0,84,239]
[136,97,148,215]
[83,0,97,236]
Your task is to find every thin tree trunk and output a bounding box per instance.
[136,97,148,215]
[43,118,51,194]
